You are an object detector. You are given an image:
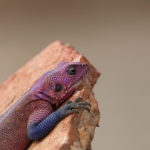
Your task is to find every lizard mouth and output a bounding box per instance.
[58,68,89,103]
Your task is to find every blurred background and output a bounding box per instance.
[0,0,150,149]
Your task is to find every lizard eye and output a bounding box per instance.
[67,65,76,75]
[55,84,62,92]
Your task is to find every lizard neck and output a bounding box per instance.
[27,87,75,109]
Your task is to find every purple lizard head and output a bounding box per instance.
[32,62,90,107]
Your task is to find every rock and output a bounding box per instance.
[0,41,100,150]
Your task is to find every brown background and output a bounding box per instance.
[0,1,150,149]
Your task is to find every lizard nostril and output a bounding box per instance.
[82,64,87,67]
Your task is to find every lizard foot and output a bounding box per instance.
[66,97,91,113]
[57,97,91,120]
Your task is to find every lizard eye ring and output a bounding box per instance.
[67,65,76,75]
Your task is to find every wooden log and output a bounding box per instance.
[0,41,100,150]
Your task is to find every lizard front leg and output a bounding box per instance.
[27,97,90,140]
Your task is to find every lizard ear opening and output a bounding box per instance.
[55,84,62,92]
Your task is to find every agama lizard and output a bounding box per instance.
[0,62,90,150]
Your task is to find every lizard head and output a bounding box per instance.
[35,62,90,106]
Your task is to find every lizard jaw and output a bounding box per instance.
[71,77,83,89]
[68,68,89,90]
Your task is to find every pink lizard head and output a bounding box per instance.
[32,62,90,106]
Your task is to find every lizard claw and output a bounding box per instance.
[74,109,79,114]
[74,97,82,103]
[66,100,72,104]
